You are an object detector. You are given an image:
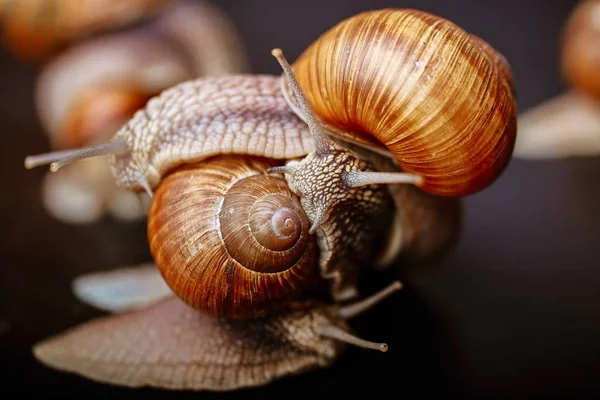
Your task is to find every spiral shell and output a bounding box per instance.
[284,8,517,197]
[561,0,600,100]
[147,155,319,320]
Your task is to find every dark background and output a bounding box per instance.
[2,0,598,398]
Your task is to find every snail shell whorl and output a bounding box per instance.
[289,8,517,197]
[148,155,319,320]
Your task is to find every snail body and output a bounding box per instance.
[34,271,403,391]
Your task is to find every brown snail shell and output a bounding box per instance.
[147,155,320,319]
[0,0,175,61]
[282,8,518,197]
[561,0,600,101]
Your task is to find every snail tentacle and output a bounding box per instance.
[337,280,403,319]
[316,324,388,352]
[25,138,155,198]
[344,171,423,188]
[50,140,129,172]
[315,280,404,352]
[24,149,84,170]
[269,48,419,233]
[271,48,336,155]
[25,139,129,172]
[136,175,154,198]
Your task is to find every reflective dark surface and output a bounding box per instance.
[2,0,599,397]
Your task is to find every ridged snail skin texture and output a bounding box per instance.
[561,0,600,101]
[147,155,320,320]
[286,8,518,197]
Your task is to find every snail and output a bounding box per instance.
[515,0,600,159]
[0,0,175,62]
[24,8,515,391]
[33,0,250,224]
[34,265,403,391]
[278,10,517,198]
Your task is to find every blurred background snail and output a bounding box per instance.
[31,0,250,224]
[24,7,516,392]
[0,0,175,62]
[515,0,600,159]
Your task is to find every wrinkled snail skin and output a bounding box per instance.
[514,0,600,159]
[107,75,399,303]
[284,8,518,197]
[107,75,315,192]
[148,155,321,319]
[0,0,175,61]
[283,153,396,301]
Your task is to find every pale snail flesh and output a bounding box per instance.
[514,0,600,159]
